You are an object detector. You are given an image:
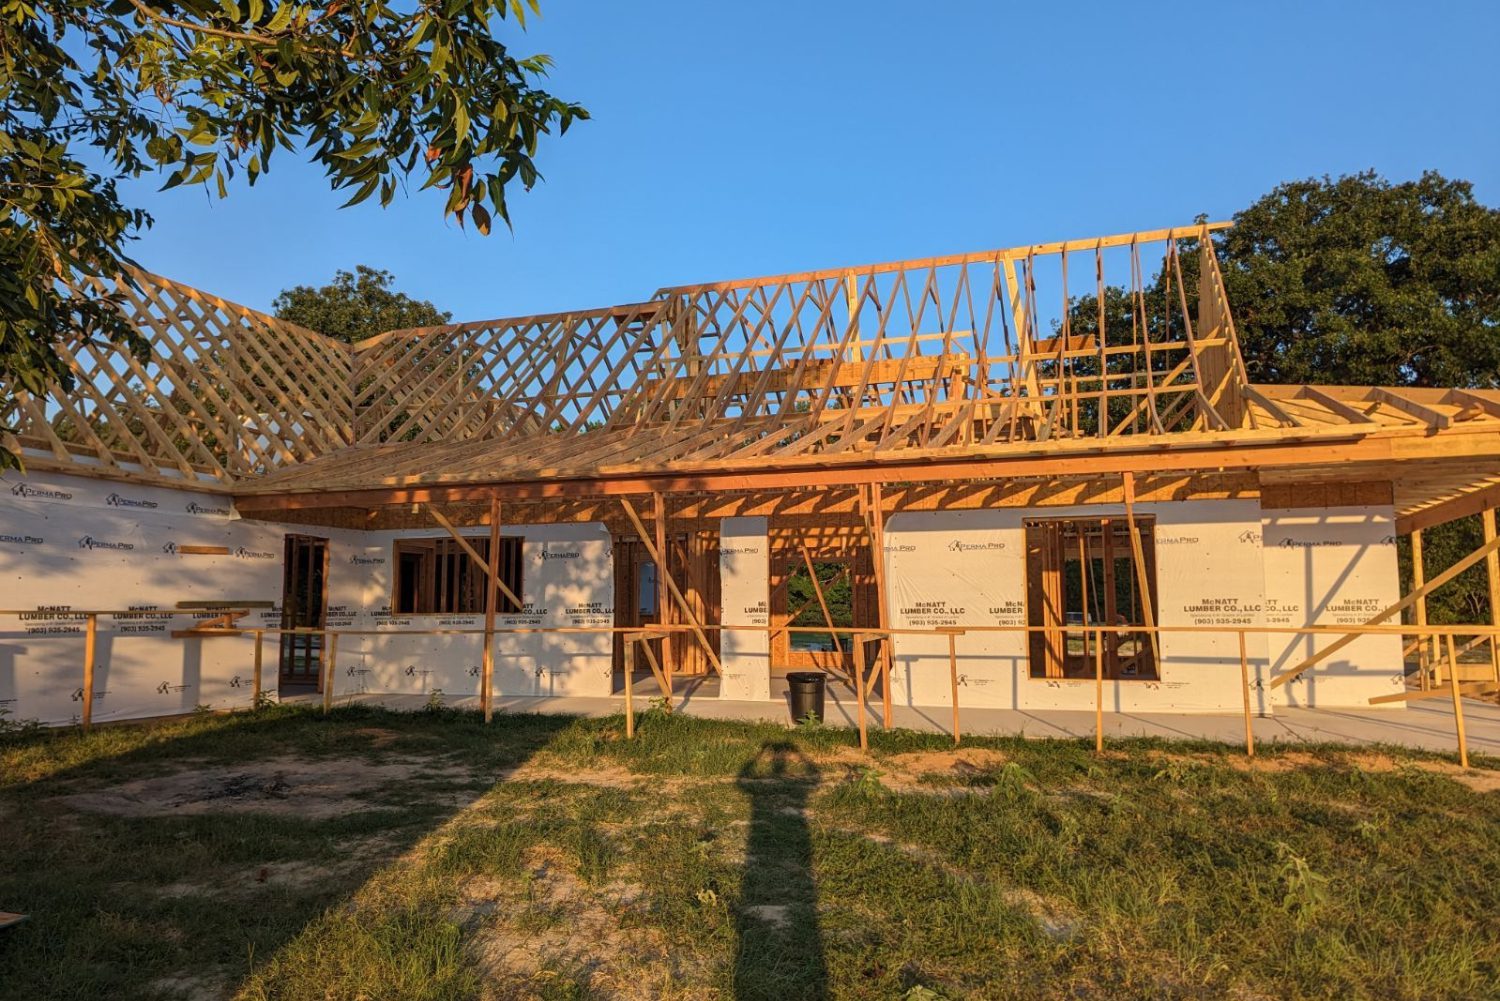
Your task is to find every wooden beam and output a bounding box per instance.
[1270,531,1500,688]
[1368,680,1499,705]
[657,222,1234,294]
[236,426,1500,512]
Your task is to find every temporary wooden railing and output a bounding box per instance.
[13,613,1496,768]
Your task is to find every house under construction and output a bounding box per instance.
[4,222,1500,731]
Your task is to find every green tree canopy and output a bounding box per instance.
[1221,171,1500,388]
[1,0,585,467]
[274,266,450,343]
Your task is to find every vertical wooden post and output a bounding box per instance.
[946,630,961,746]
[1121,472,1160,667]
[624,636,636,740]
[1411,529,1433,688]
[1238,629,1255,757]
[322,631,337,714]
[1094,625,1104,754]
[652,491,674,702]
[868,483,894,728]
[252,630,264,706]
[81,613,97,731]
[1445,634,1469,769]
[854,634,869,752]
[1484,509,1500,689]
[483,498,501,723]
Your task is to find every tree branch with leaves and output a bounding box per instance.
[0,0,586,468]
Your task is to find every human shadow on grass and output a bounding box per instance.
[733,740,827,1001]
[0,704,575,1001]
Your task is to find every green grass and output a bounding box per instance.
[1,704,1497,1000]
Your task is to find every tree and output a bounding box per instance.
[1,0,586,467]
[1216,173,1500,625]
[274,266,450,343]
[1221,171,1500,388]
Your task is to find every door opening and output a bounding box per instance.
[1025,517,1159,680]
[279,534,329,689]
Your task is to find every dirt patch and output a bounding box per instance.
[352,726,405,748]
[874,747,1010,792]
[57,755,474,819]
[506,760,647,790]
[468,846,694,1000]
[886,748,1009,774]
[1142,748,1500,794]
[1334,752,1500,794]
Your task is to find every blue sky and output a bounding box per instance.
[118,1,1500,324]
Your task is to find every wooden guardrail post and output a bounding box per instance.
[321,631,337,715]
[1093,625,1104,754]
[252,630,264,707]
[944,628,961,745]
[1238,629,1255,757]
[624,635,636,740]
[1444,634,1469,768]
[81,613,98,731]
[854,634,869,752]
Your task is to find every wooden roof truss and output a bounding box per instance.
[6,223,1500,531]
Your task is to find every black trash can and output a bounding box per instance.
[786,671,827,723]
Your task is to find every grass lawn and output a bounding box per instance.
[1,704,1497,1000]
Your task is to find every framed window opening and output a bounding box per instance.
[392,536,524,615]
[786,558,854,654]
[1024,516,1159,680]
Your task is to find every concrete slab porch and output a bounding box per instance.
[285,673,1500,758]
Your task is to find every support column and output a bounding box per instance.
[482,498,501,723]
[1485,509,1500,690]
[1411,528,1432,688]
[866,484,894,727]
[653,491,675,696]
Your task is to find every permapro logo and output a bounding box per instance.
[0,534,44,546]
[349,554,386,566]
[947,540,1006,553]
[10,482,72,501]
[185,500,232,516]
[105,492,158,510]
[234,547,277,561]
[77,535,135,552]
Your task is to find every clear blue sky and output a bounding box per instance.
[118,0,1500,324]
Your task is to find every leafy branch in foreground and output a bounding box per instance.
[0,0,586,467]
